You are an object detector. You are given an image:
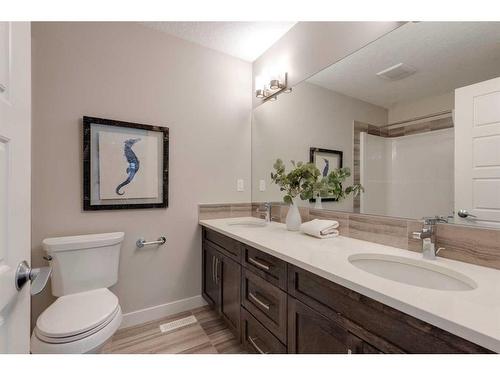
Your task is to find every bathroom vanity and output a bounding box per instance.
[200,218,499,354]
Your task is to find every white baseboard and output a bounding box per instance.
[120,295,207,329]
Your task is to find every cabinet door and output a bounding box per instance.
[288,297,350,354]
[202,242,219,307]
[219,253,241,340]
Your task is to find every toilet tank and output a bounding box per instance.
[42,232,125,297]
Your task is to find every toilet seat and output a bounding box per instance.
[31,288,122,354]
[36,288,118,339]
[35,305,120,344]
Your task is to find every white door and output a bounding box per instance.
[0,22,32,353]
[455,76,500,225]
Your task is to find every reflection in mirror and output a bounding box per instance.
[252,22,500,225]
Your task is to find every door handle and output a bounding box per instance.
[457,209,477,219]
[15,260,52,295]
[215,258,220,284]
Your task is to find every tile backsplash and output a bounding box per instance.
[199,202,500,270]
[198,203,252,220]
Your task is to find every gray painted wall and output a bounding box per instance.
[31,22,252,326]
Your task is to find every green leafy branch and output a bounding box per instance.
[270,158,364,204]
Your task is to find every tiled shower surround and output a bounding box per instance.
[352,115,454,212]
[199,203,500,271]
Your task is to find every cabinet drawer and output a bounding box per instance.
[241,307,286,354]
[203,228,241,261]
[242,244,287,290]
[241,268,287,343]
[288,265,491,353]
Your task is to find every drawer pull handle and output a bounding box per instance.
[248,336,268,354]
[248,257,271,271]
[249,292,270,310]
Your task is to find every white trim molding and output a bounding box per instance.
[120,295,207,329]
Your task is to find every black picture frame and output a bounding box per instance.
[83,116,169,210]
[309,147,343,203]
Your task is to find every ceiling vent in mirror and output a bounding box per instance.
[376,63,417,81]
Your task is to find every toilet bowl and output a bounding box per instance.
[31,232,125,354]
[31,288,122,353]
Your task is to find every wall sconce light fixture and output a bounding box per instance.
[255,73,292,102]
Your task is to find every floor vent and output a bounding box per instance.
[159,315,198,334]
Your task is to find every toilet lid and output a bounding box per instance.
[36,288,119,338]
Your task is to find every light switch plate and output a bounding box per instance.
[237,179,244,192]
[259,179,266,191]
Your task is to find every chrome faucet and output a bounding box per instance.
[256,202,273,223]
[412,216,447,260]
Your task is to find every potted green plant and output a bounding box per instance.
[271,159,363,231]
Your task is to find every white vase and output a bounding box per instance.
[314,195,323,209]
[286,199,302,231]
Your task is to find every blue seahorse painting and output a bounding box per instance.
[322,158,330,177]
[115,138,141,195]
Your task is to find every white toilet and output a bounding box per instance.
[31,232,125,354]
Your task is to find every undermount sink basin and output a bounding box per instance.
[227,220,267,228]
[348,253,477,291]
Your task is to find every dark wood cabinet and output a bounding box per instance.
[202,233,241,340]
[201,228,493,354]
[288,264,491,354]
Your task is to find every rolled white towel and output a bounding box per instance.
[300,219,340,239]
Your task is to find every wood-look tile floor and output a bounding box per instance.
[102,306,246,354]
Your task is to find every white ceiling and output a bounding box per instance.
[307,22,500,108]
[142,22,296,62]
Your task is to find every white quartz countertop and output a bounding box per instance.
[199,217,500,352]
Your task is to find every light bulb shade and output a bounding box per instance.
[269,79,281,90]
[255,89,265,98]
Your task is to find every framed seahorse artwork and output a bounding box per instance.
[83,116,169,210]
[309,147,343,203]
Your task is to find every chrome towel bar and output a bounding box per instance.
[136,236,166,248]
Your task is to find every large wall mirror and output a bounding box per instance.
[252,22,500,227]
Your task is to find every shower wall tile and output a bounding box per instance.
[404,122,431,136]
